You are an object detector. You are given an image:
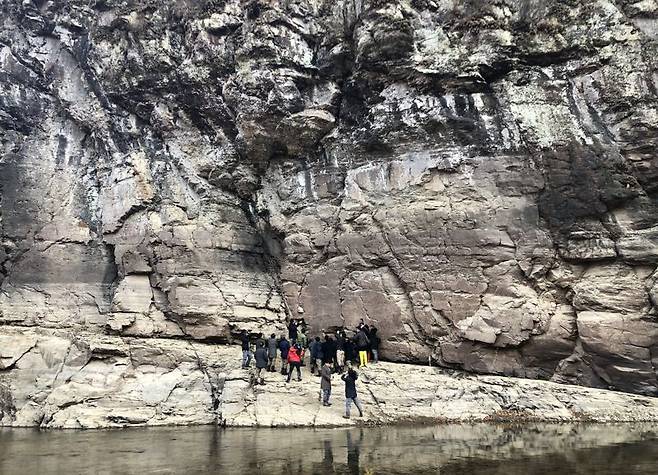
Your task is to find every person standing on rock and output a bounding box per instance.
[336,331,346,373]
[254,341,268,385]
[321,336,330,369]
[357,319,369,334]
[286,342,304,383]
[297,326,308,366]
[298,326,308,349]
[288,319,298,343]
[341,368,364,419]
[370,327,381,363]
[325,335,338,371]
[279,335,290,375]
[256,332,265,348]
[344,334,356,366]
[267,333,278,372]
[240,330,252,369]
[320,360,333,406]
[310,336,323,376]
[355,327,370,367]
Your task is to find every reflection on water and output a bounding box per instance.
[1,423,658,474]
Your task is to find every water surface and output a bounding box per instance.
[1,423,657,474]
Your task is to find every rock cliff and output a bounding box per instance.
[1,0,658,426]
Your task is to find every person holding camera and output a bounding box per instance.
[342,367,364,419]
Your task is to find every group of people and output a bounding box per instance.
[239,318,379,419]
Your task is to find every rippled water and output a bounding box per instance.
[1,423,658,474]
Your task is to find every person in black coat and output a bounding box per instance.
[278,336,291,375]
[344,336,356,365]
[310,336,324,376]
[267,333,278,372]
[255,332,265,350]
[288,319,298,342]
[322,336,337,368]
[370,327,381,363]
[254,341,268,385]
[240,330,252,368]
[355,328,370,367]
[327,336,338,370]
[341,368,364,419]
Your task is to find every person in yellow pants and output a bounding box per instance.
[359,349,368,367]
[355,327,370,367]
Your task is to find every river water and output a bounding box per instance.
[1,423,657,474]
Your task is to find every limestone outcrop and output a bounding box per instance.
[1,0,658,420]
[1,328,658,429]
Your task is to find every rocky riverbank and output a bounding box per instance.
[2,0,658,401]
[2,326,658,429]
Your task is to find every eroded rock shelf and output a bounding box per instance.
[1,328,658,429]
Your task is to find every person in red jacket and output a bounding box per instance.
[286,343,304,383]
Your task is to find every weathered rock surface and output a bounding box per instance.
[1,329,658,429]
[1,0,658,417]
[223,355,658,427]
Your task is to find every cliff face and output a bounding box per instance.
[1,0,658,425]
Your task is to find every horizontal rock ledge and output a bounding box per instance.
[1,327,657,429]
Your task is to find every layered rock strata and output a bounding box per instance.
[1,0,658,419]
